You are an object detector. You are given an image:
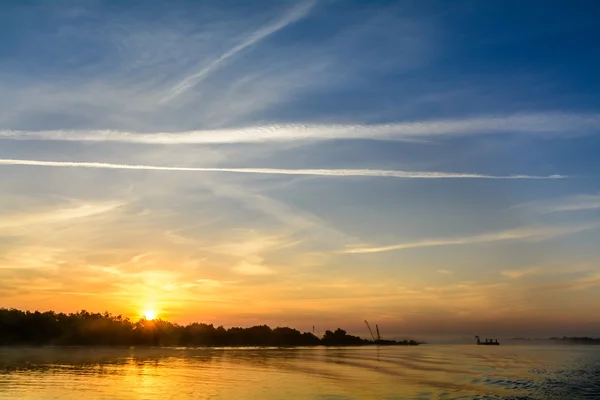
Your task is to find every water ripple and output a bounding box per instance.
[0,345,599,399]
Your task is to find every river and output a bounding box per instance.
[1,345,599,399]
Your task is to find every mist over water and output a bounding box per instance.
[1,345,599,399]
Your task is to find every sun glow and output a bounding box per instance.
[143,309,157,320]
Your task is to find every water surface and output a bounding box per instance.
[1,345,599,399]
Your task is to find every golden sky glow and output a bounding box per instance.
[1,1,600,340]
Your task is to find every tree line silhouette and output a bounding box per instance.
[0,308,419,347]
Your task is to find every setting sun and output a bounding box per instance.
[143,310,157,320]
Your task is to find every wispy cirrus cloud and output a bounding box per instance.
[0,202,122,229]
[344,223,597,254]
[0,0,340,132]
[0,158,565,180]
[501,267,544,279]
[1,112,597,144]
[436,269,453,274]
[565,273,600,291]
[232,261,277,276]
[532,194,600,213]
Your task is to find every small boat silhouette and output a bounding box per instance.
[475,335,499,345]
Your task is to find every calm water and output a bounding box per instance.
[1,345,599,399]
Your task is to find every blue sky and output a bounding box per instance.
[0,0,599,339]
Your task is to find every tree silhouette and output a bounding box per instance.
[0,308,419,347]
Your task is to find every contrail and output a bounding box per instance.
[161,1,316,102]
[0,159,566,180]
[1,113,597,144]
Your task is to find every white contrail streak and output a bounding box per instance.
[1,113,597,144]
[0,159,565,180]
[161,1,316,102]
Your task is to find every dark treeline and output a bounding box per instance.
[0,308,419,347]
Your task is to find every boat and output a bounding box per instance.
[475,335,499,345]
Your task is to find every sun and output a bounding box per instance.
[143,309,157,320]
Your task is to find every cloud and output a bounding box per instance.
[540,194,600,213]
[196,181,347,253]
[232,261,276,276]
[0,0,340,132]
[501,267,544,279]
[567,274,600,291]
[195,279,226,288]
[344,224,597,254]
[161,1,317,103]
[436,269,453,274]
[196,233,288,277]
[0,158,565,180]
[1,112,597,144]
[500,264,595,280]
[0,202,122,229]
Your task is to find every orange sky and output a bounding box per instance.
[1,0,600,340]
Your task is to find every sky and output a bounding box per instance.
[1,0,599,340]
